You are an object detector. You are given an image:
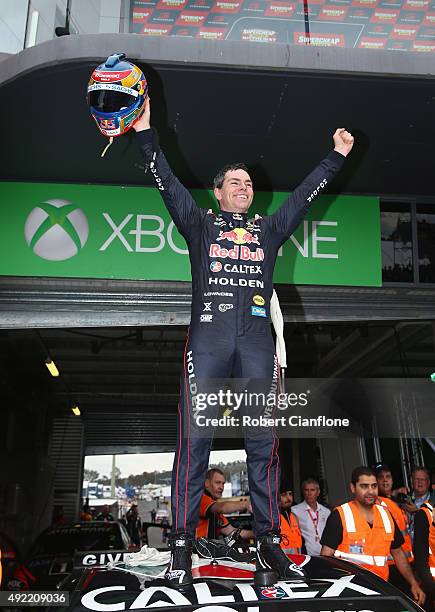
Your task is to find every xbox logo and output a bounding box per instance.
[24,199,89,261]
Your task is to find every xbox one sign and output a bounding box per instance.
[24,199,89,261]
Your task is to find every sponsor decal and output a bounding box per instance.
[219,303,234,312]
[404,0,430,7]
[412,39,435,48]
[206,12,235,25]
[92,70,132,82]
[365,23,393,34]
[259,585,287,599]
[417,24,435,37]
[391,24,418,36]
[423,12,435,24]
[294,32,345,45]
[318,5,349,19]
[264,2,296,17]
[351,0,377,6]
[398,9,423,22]
[196,27,228,38]
[88,83,139,96]
[243,0,267,14]
[211,0,242,11]
[251,306,266,317]
[210,261,223,272]
[209,277,264,288]
[186,0,214,8]
[224,263,262,274]
[150,10,180,23]
[25,199,89,262]
[358,36,387,47]
[141,23,173,34]
[203,302,212,311]
[172,25,198,35]
[253,294,265,306]
[348,7,372,18]
[241,28,278,42]
[217,227,260,245]
[370,8,399,21]
[209,244,264,262]
[157,0,187,7]
[79,551,130,566]
[133,7,153,21]
[200,314,213,322]
[203,291,233,297]
[176,10,207,24]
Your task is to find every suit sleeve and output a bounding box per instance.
[136,128,204,238]
[266,150,346,244]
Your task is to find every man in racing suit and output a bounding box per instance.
[133,99,354,588]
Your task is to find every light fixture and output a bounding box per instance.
[71,404,81,416]
[45,358,59,377]
[430,372,435,382]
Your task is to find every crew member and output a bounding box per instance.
[134,99,354,588]
[196,468,253,539]
[291,477,330,555]
[320,466,425,606]
[413,501,435,609]
[279,485,303,554]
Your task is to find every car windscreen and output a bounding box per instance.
[33,526,123,555]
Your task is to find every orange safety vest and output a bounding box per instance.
[377,496,413,564]
[280,511,302,554]
[335,501,394,581]
[421,502,435,580]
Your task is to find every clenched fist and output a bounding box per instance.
[333,128,354,157]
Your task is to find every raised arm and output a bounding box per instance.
[267,129,354,242]
[134,98,203,238]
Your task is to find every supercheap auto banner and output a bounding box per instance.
[0,182,381,286]
[130,0,435,51]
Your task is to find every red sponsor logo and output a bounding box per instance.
[196,27,227,38]
[358,36,387,47]
[294,32,345,45]
[412,40,435,49]
[93,70,132,82]
[176,11,207,24]
[318,5,349,19]
[141,23,173,34]
[422,11,435,23]
[209,244,265,262]
[211,1,242,12]
[264,2,296,17]
[157,0,187,7]
[391,24,418,37]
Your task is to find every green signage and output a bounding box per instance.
[0,182,381,286]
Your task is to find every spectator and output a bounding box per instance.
[374,463,414,594]
[320,466,425,606]
[196,468,253,540]
[406,467,432,540]
[96,504,114,521]
[279,484,302,554]
[80,501,93,522]
[150,508,156,523]
[291,478,330,555]
[413,500,435,610]
[161,516,170,544]
[126,504,142,546]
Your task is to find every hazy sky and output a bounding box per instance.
[85,449,247,478]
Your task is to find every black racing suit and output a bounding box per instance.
[137,128,345,538]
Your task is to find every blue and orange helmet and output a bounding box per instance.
[87,53,148,138]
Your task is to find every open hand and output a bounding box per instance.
[333,128,354,157]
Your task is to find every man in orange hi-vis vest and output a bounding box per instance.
[413,500,435,610]
[320,466,425,607]
[279,485,303,554]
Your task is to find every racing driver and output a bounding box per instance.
[133,98,354,589]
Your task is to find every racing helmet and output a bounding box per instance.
[87,53,148,138]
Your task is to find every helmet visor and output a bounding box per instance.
[89,89,137,114]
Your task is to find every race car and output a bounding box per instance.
[27,521,134,590]
[58,549,424,612]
